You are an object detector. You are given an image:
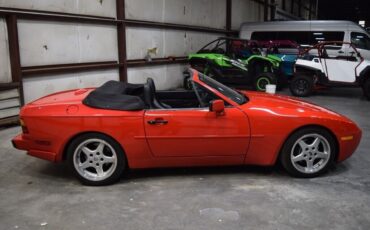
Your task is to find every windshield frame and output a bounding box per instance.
[195,71,248,105]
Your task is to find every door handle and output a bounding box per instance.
[338,50,344,54]
[147,119,168,125]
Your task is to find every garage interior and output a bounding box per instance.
[0,0,369,229]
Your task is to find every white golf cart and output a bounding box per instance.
[289,41,370,100]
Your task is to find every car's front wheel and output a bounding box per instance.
[280,127,336,178]
[290,74,313,97]
[67,133,126,186]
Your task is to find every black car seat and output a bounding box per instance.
[143,78,171,109]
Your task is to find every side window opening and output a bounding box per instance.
[192,82,223,108]
[351,32,370,50]
[252,31,345,48]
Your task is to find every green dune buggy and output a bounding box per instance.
[185,37,282,91]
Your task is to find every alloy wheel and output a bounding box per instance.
[290,134,331,174]
[73,138,118,182]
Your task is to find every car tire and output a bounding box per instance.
[254,72,277,91]
[363,78,370,100]
[289,74,314,97]
[67,133,126,186]
[280,127,337,178]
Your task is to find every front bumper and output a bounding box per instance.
[337,129,362,162]
[12,134,57,162]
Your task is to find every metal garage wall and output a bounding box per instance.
[125,0,227,89]
[0,18,11,83]
[18,20,118,67]
[126,28,220,59]
[23,69,119,103]
[0,17,20,121]
[128,64,184,90]
[232,0,264,30]
[125,0,226,29]
[0,0,117,18]
[18,19,120,103]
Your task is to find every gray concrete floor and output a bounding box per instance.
[1,88,369,230]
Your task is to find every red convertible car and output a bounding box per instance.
[12,69,361,185]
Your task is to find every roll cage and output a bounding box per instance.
[298,41,364,61]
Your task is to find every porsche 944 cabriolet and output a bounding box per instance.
[12,69,361,185]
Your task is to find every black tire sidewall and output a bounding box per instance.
[363,78,370,100]
[280,127,337,178]
[290,75,313,97]
[66,133,126,186]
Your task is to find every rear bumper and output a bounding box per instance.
[12,134,57,162]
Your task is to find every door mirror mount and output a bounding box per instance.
[209,100,225,115]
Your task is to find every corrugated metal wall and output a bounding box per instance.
[0,0,314,125]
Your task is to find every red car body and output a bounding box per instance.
[12,70,361,170]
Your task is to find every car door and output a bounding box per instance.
[144,107,250,157]
[144,79,250,158]
[322,44,359,83]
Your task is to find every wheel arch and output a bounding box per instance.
[359,66,370,85]
[295,65,320,76]
[61,131,129,167]
[275,124,340,165]
[248,58,274,76]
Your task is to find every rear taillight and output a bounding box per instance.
[20,119,29,134]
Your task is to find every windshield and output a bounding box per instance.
[198,72,248,105]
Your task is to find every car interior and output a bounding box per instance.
[83,78,222,111]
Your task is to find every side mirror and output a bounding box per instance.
[209,100,225,115]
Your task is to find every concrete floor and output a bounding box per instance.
[0,88,369,230]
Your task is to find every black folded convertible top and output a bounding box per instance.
[83,81,146,111]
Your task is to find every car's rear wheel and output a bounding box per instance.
[254,72,277,91]
[363,78,370,100]
[67,133,126,186]
[280,127,336,178]
[290,74,314,97]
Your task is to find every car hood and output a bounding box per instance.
[239,91,350,121]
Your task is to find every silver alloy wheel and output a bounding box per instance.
[290,133,331,174]
[73,138,118,182]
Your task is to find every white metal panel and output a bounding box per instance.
[126,27,165,60]
[125,0,226,29]
[0,89,19,100]
[0,98,20,109]
[125,0,165,22]
[0,107,19,119]
[0,0,116,17]
[18,20,118,67]
[163,0,226,29]
[78,0,116,18]
[232,0,264,30]
[78,24,118,62]
[128,64,186,90]
[23,69,119,103]
[77,69,119,88]
[0,0,77,14]
[126,27,221,59]
[18,20,80,67]
[0,18,11,83]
